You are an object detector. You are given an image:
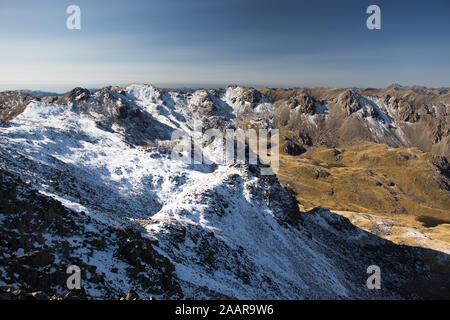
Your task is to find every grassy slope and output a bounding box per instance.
[276,140,450,252]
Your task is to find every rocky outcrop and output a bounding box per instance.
[0,91,34,121]
[337,90,362,116]
[391,97,419,122]
[287,93,316,115]
[59,87,91,103]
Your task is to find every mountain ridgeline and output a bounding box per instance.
[0,84,449,299]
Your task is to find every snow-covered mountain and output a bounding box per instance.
[0,84,448,299]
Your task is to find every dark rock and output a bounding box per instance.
[288,93,316,114]
[64,87,91,102]
[283,141,306,156]
[16,249,54,267]
[338,90,362,115]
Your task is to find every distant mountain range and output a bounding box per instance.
[16,89,65,97]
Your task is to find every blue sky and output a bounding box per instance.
[0,0,449,92]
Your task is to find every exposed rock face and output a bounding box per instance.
[391,98,419,122]
[282,139,306,156]
[227,86,262,109]
[261,86,449,159]
[287,93,316,114]
[0,83,449,300]
[59,87,92,103]
[0,91,35,121]
[337,90,362,115]
[431,155,450,191]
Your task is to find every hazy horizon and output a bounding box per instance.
[1,0,449,92]
[5,82,450,95]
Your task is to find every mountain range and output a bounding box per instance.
[0,84,448,300]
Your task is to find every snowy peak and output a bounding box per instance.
[124,83,162,104]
